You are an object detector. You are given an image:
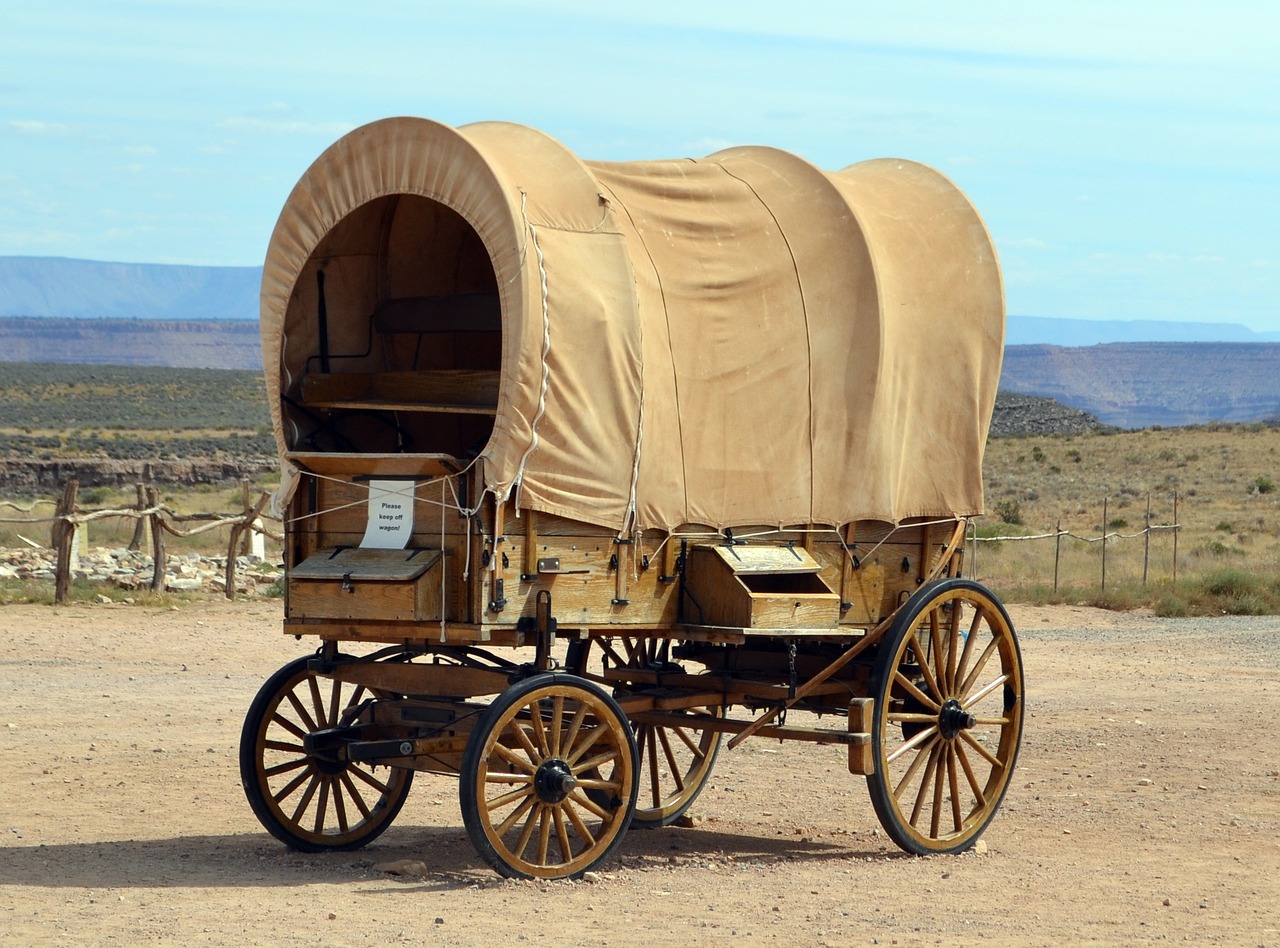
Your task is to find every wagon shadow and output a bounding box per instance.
[0,823,897,892]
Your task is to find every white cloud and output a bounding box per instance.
[9,120,71,136]
[218,117,355,136]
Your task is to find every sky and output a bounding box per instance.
[2,1,1278,331]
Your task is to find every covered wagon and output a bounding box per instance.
[240,116,1022,879]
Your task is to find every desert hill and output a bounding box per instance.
[1000,342,1280,428]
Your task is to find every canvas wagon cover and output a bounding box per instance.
[261,118,1003,533]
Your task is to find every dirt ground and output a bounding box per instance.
[1,598,1278,946]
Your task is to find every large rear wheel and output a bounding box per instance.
[866,579,1023,854]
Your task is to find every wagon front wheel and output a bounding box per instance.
[240,655,414,852]
[459,674,638,879]
[867,579,1024,854]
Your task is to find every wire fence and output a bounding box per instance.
[2,480,1185,603]
[0,479,282,602]
[967,491,1181,591]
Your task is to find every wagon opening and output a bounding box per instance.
[278,193,502,463]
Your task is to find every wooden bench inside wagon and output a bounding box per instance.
[238,117,1024,880]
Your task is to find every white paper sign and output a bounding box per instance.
[360,480,415,549]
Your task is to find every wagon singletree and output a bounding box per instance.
[239,117,1023,879]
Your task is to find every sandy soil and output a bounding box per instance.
[1,599,1278,946]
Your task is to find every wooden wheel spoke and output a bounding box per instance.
[892,732,940,797]
[552,807,574,864]
[945,601,962,693]
[264,756,309,777]
[347,764,393,795]
[953,611,982,688]
[955,741,986,809]
[904,633,944,704]
[575,776,621,793]
[338,771,372,820]
[485,783,536,813]
[887,722,939,764]
[959,729,1003,768]
[972,715,1010,726]
[273,766,314,807]
[331,775,350,833]
[571,747,619,776]
[274,705,312,741]
[536,805,552,866]
[656,728,686,793]
[567,788,611,820]
[307,676,326,728]
[888,712,939,724]
[549,695,565,758]
[645,728,661,808]
[528,705,550,758]
[561,797,596,846]
[287,772,319,823]
[510,721,543,765]
[910,742,943,827]
[493,740,538,774]
[326,679,343,729]
[485,771,534,784]
[512,803,541,860]
[670,723,701,755]
[930,743,947,838]
[564,724,608,768]
[313,777,331,833]
[560,703,589,763]
[958,636,1000,699]
[947,745,963,834]
[264,736,306,754]
[495,793,537,836]
[928,610,946,694]
[964,673,1010,708]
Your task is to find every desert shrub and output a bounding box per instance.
[1252,475,1275,495]
[992,499,1023,525]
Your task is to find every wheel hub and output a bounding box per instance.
[938,698,977,740]
[533,759,578,804]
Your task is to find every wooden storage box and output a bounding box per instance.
[288,547,443,622]
[684,545,840,629]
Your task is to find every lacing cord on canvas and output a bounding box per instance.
[511,191,552,512]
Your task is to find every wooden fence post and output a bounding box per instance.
[1053,518,1061,593]
[225,491,271,601]
[147,486,166,593]
[239,479,252,556]
[1101,496,1108,592]
[1142,493,1151,587]
[1172,490,1179,587]
[52,479,79,604]
[128,483,148,552]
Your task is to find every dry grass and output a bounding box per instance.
[975,422,1280,613]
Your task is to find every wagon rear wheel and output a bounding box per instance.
[459,674,638,879]
[867,579,1023,854]
[240,655,413,852]
[576,635,721,827]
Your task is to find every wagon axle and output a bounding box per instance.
[533,759,578,804]
[938,698,978,740]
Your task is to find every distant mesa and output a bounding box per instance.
[1,257,1278,431]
